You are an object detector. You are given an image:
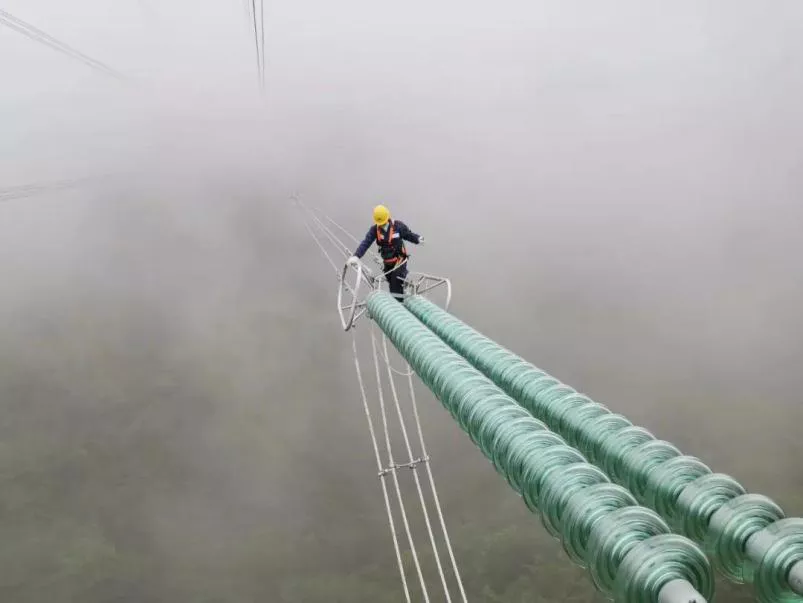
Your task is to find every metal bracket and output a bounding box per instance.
[377,456,431,477]
[338,258,453,330]
[403,272,453,311]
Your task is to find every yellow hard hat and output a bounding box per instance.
[373,204,390,226]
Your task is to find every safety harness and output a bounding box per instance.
[376,221,408,265]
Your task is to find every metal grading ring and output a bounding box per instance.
[338,260,368,331]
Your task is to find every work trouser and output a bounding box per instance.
[384,261,408,302]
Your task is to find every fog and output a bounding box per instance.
[2,1,802,601]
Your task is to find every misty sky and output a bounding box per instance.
[5,0,803,188]
[2,1,803,600]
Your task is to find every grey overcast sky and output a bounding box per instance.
[4,0,802,186]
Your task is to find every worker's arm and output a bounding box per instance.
[396,221,422,244]
[353,227,375,259]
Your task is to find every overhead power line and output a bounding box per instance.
[249,0,261,90]
[260,0,266,89]
[246,0,265,93]
[0,174,121,203]
[0,9,126,79]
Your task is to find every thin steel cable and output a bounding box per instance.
[297,201,359,245]
[403,359,469,603]
[370,324,431,603]
[293,199,344,257]
[249,0,261,90]
[315,205,385,265]
[259,0,266,90]
[308,203,378,256]
[299,213,339,276]
[0,181,74,195]
[306,202,379,259]
[321,210,360,244]
[305,206,353,258]
[294,204,368,308]
[0,175,128,204]
[296,203,370,298]
[0,10,125,79]
[351,334,412,602]
[302,201,386,265]
[294,200,354,276]
[312,216,354,260]
[0,175,112,201]
[295,201,355,265]
[381,334,452,602]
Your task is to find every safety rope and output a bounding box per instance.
[368,291,713,603]
[404,295,803,603]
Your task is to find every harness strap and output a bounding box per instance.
[377,222,407,262]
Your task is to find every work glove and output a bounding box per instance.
[347,255,359,266]
[418,236,425,246]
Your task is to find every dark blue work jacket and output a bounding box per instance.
[354,220,421,264]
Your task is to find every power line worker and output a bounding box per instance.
[349,205,424,301]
